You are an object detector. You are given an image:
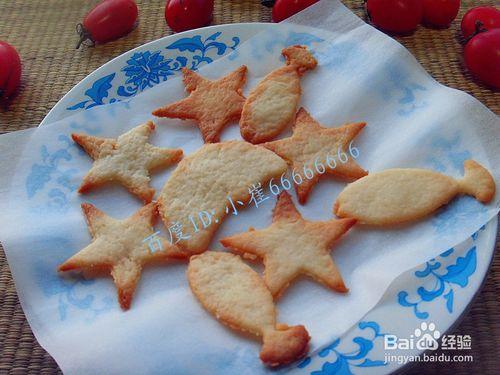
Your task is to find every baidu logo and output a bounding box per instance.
[414,322,441,350]
[385,322,441,351]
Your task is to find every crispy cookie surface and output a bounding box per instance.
[188,251,310,366]
[334,160,496,225]
[263,108,367,204]
[157,141,287,256]
[240,45,317,144]
[221,192,356,298]
[58,203,183,310]
[73,121,183,203]
[153,66,247,143]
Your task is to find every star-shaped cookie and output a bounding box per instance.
[220,192,357,298]
[73,121,183,203]
[152,66,247,143]
[58,202,184,310]
[263,108,368,204]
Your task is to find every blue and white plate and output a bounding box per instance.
[40,23,498,374]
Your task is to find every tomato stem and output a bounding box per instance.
[261,0,275,7]
[465,21,488,44]
[474,20,487,34]
[76,23,95,49]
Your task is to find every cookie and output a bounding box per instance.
[73,121,183,203]
[334,160,496,225]
[187,251,310,367]
[263,108,367,204]
[152,66,247,143]
[221,191,356,298]
[157,140,287,256]
[58,203,183,310]
[240,45,317,144]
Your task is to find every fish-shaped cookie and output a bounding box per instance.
[334,160,496,225]
[157,141,287,256]
[188,252,310,367]
[240,45,317,144]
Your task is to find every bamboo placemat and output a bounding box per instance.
[0,1,498,374]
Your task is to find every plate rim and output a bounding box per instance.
[393,217,497,374]
[40,22,274,127]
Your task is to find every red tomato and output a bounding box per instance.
[366,0,423,34]
[165,0,214,33]
[0,41,21,100]
[77,0,138,48]
[461,6,500,39]
[271,0,319,23]
[422,0,460,28]
[464,29,500,89]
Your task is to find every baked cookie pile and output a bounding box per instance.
[58,46,496,367]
